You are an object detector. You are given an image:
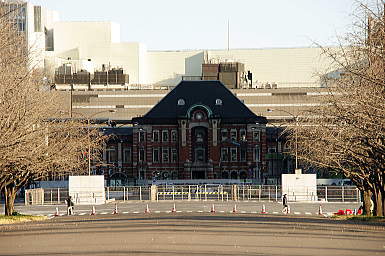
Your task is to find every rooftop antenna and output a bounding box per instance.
[227,19,230,51]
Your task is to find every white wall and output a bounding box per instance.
[69,176,105,205]
[53,21,120,55]
[282,173,317,201]
[147,50,203,85]
[207,48,335,88]
[49,21,336,88]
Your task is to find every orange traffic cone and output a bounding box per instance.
[232,204,238,213]
[113,204,118,214]
[145,204,150,214]
[261,204,267,214]
[171,203,176,213]
[318,205,323,215]
[211,204,216,213]
[90,206,96,215]
[54,207,59,217]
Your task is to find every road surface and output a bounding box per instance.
[1,212,384,255]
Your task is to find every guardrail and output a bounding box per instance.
[25,185,360,205]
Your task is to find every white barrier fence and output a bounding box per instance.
[25,185,360,205]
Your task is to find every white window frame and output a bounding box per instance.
[162,148,169,163]
[253,130,260,142]
[230,129,237,141]
[221,148,229,162]
[254,145,260,162]
[152,130,159,142]
[123,148,131,163]
[171,130,177,142]
[139,148,145,162]
[171,148,177,163]
[107,146,117,163]
[230,147,237,162]
[153,148,160,163]
[162,130,169,143]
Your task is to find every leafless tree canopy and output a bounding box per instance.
[0,4,106,216]
[288,1,384,216]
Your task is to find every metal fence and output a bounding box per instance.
[106,186,150,201]
[25,185,361,205]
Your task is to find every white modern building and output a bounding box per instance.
[3,1,337,89]
[1,0,58,69]
[47,21,336,88]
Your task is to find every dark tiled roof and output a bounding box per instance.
[101,127,133,136]
[133,80,266,124]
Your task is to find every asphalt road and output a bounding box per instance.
[1,213,384,256]
[6,200,362,217]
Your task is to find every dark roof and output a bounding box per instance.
[101,127,133,136]
[133,80,266,124]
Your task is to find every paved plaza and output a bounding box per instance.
[1,212,384,256]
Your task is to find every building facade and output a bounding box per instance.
[96,80,268,185]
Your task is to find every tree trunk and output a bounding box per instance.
[374,187,383,217]
[3,184,17,216]
[362,189,372,216]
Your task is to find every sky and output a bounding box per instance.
[30,0,358,51]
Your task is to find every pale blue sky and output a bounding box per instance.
[31,0,358,50]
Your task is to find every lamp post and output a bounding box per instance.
[85,109,117,175]
[266,108,299,172]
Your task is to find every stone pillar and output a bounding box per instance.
[150,185,158,201]
[232,184,238,201]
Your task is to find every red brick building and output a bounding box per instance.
[124,80,267,183]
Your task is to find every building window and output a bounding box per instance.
[240,129,246,141]
[153,130,159,142]
[215,99,222,105]
[34,6,42,32]
[230,148,237,162]
[221,148,228,162]
[153,148,160,163]
[240,147,247,162]
[162,148,169,163]
[162,130,169,142]
[221,129,228,142]
[230,129,237,141]
[253,130,260,142]
[139,148,145,162]
[123,148,131,163]
[171,148,177,163]
[254,146,260,162]
[107,147,117,163]
[139,130,145,142]
[171,130,177,142]
[268,147,276,153]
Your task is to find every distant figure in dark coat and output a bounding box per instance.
[282,194,289,214]
[65,196,74,215]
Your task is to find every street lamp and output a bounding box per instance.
[266,108,299,172]
[85,109,117,175]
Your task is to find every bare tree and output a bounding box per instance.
[288,1,384,216]
[0,3,107,215]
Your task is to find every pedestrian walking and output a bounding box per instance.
[282,194,289,214]
[65,196,74,215]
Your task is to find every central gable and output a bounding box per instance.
[133,80,266,124]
